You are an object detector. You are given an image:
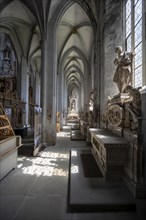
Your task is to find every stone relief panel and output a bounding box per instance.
[107,104,123,127]
[106,87,141,131]
[105,46,141,132]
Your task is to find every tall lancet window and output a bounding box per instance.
[125,0,143,88]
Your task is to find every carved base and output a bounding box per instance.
[123,173,146,198]
[109,93,129,104]
[90,129,128,181]
[80,120,88,136]
[107,89,141,132]
[107,124,123,136]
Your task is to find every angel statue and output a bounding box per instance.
[113,46,135,94]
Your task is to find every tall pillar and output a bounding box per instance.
[21,56,29,125]
[41,38,56,146]
[81,83,84,110]
[35,72,40,106]
[84,68,89,108]
[58,73,66,129]
[141,0,146,182]
[140,86,146,182]
[93,32,101,128]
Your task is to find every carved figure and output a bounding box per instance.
[113,46,135,93]
[71,100,76,110]
[124,85,141,117]
[107,104,123,127]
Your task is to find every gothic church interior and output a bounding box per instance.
[0,0,146,219]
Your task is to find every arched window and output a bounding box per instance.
[125,0,143,88]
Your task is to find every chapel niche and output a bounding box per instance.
[67,88,79,119]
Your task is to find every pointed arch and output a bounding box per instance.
[58,46,89,74]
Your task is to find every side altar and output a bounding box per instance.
[89,46,146,198]
[0,104,22,180]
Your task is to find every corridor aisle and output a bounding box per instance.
[0,129,145,220]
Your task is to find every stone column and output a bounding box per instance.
[143,0,146,86]
[35,72,40,106]
[84,67,89,108]
[41,38,56,146]
[20,56,29,125]
[80,83,84,111]
[57,70,64,129]
[93,37,101,128]
[62,80,67,127]
[141,0,146,182]
[140,86,146,182]
[17,62,21,99]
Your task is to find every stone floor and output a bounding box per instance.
[0,128,146,220]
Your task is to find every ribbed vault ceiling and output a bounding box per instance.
[0,0,41,73]
[0,0,94,97]
[57,2,93,95]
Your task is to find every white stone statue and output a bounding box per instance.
[113,46,135,93]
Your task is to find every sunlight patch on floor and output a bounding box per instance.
[57,131,70,137]
[71,165,79,174]
[17,151,69,177]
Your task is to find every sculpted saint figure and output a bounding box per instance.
[124,85,141,117]
[113,46,135,93]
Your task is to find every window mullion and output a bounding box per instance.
[131,0,135,86]
[142,0,146,86]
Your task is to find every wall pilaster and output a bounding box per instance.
[41,37,57,146]
[21,56,29,125]
[140,86,146,182]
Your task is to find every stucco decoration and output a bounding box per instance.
[107,85,141,131]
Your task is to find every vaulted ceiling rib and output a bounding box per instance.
[0,0,41,73]
[57,2,93,99]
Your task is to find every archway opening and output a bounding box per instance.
[56,2,93,122]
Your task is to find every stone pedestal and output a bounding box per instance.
[90,129,128,181]
[141,86,146,181]
[0,136,22,180]
[41,39,56,146]
[79,120,88,137]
